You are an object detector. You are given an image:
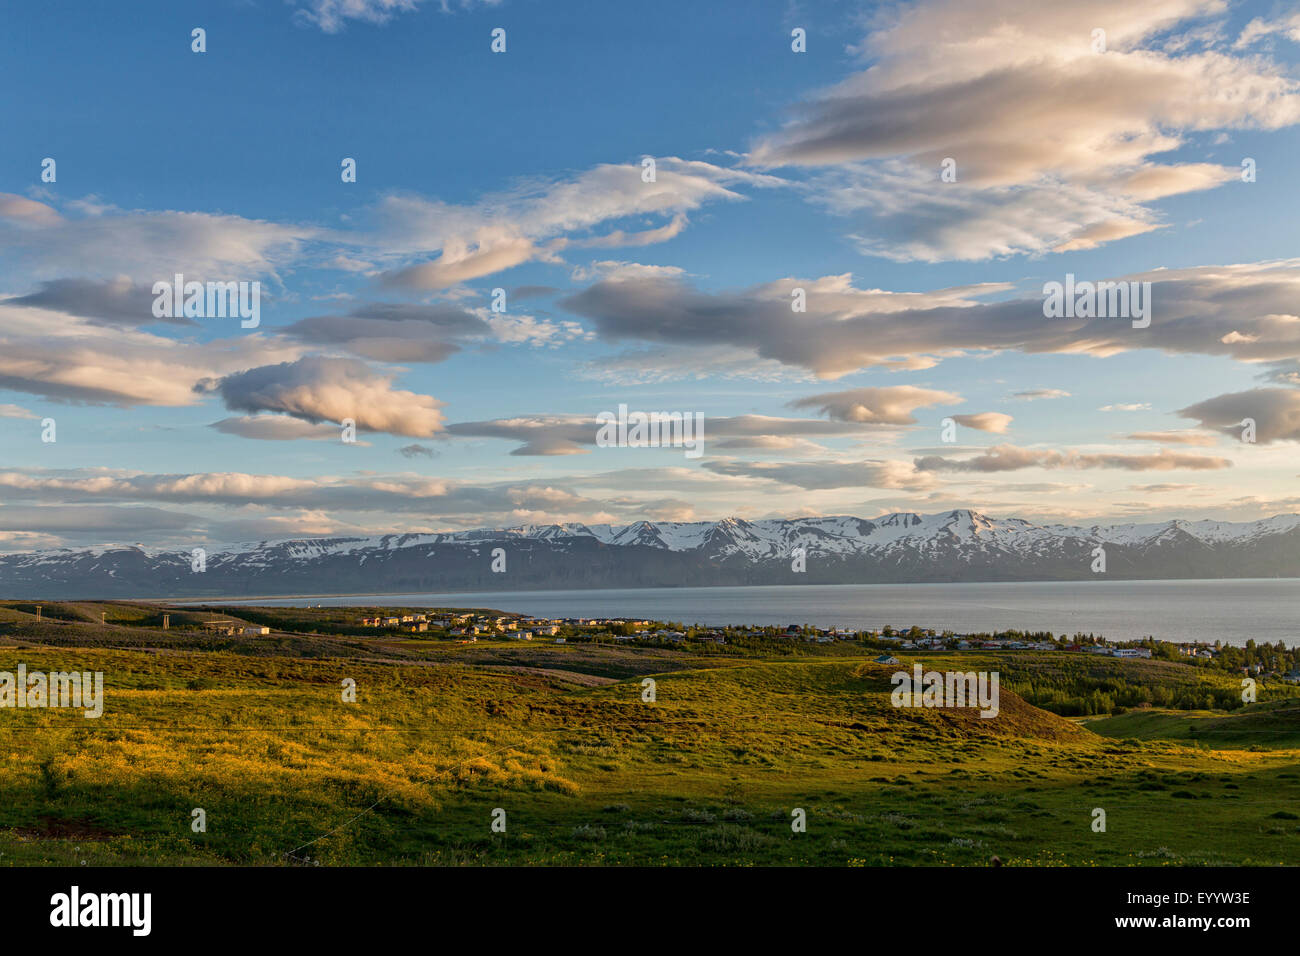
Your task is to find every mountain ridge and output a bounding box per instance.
[4,509,1299,598]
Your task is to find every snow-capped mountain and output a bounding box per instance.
[3,510,1299,598]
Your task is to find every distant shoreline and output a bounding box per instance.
[138,575,1300,606]
[129,579,1297,647]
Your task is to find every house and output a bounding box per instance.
[404,622,427,633]
[875,654,901,665]
[243,625,270,636]
[1112,648,1151,658]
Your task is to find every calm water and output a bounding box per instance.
[200,578,1299,646]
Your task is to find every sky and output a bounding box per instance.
[2,0,1300,551]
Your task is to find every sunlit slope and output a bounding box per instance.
[0,648,1297,865]
[1087,698,1300,748]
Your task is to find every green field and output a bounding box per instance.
[1,602,1298,866]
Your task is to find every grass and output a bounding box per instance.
[1086,698,1300,748]
[0,604,1298,866]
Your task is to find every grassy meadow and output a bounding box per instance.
[1,601,1298,866]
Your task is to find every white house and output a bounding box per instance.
[243,625,270,636]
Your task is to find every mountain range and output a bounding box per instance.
[3,510,1299,599]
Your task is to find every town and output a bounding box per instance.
[337,609,1300,682]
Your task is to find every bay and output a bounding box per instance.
[197,577,1300,646]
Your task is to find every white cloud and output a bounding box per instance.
[200,356,445,438]
[748,0,1300,260]
[291,0,500,33]
[373,159,780,289]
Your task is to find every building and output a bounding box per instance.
[875,654,901,665]
[243,625,270,636]
[1112,648,1152,658]
[653,630,686,643]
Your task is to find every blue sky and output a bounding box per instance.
[2,0,1300,550]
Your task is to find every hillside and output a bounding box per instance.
[1087,699,1300,748]
[2,614,1300,866]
